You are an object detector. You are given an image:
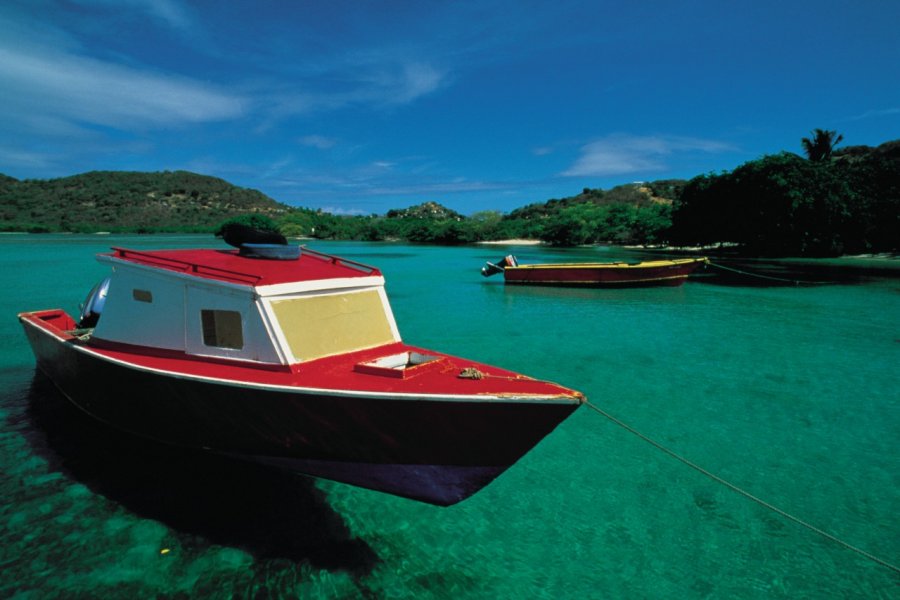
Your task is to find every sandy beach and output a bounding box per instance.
[476,239,542,246]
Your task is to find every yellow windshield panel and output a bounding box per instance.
[271,289,395,361]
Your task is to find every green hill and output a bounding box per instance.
[0,170,290,233]
[506,180,684,221]
[3,136,895,255]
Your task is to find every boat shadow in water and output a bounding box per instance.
[24,373,379,576]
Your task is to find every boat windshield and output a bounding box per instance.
[270,289,396,362]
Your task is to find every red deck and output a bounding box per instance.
[104,246,381,286]
[20,309,579,401]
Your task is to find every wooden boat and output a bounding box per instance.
[482,255,708,287]
[19,245,584,506]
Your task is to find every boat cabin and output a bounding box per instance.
[89,247,401,367]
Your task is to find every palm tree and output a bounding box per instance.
[801,129,844,161]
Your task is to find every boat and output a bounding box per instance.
[19,244,584,506]
[481,255,708,287]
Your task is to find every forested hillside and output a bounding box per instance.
[272,182,682,245]
[2,135,897,256]
[672,140,899,255]
[0,170,290,233]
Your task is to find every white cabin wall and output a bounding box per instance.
[93,267,187,351]
[184,284,282,363]
[94,264,283,364]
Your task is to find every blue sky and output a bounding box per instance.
[1,1,898,215]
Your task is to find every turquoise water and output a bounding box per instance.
[1,234,898,598]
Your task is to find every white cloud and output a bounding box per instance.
[846,106,900,121]
[0,146,56,170]
[0,44,245,131]
[265,61,447,121]
[298,135,338,150]
[71,0,192,31]
[391,63,445,104]
[367,179,506,196]
[319,206,368,216]
[562,134,733,177]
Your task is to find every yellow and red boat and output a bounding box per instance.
[482,255,708,287]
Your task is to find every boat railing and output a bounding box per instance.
[109,247,263,285]
[300,245,380,275]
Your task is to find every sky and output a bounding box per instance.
[1,1,899,216]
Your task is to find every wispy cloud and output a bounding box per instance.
[298,135,338,150]
[71,0,193,31]
[562,134,734,177]
[386,63,446,105]
[0,146,57,170]
[0,44,245,131]
[845,106,900,122]
[263,61,448,123]
[366,179,507,196]
[319,206,368,216]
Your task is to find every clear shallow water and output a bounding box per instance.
[1,235,898,598]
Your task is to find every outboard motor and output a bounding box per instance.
[481,255,518,277]
[78,276,111,329]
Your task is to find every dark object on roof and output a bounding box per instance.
[217,223,287,248]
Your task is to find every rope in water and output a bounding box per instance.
[706,261,830,285]
[582,399,900,575]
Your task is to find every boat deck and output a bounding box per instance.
[511,257,706,270]
[20,309,581,402]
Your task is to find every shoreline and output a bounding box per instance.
[633,244,898,262]
[2,231,895,263]
[476,239,542,246]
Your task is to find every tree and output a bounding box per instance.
[801,129,844,161]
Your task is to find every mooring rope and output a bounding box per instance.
[706,261,830,286]
[582,399,900,575]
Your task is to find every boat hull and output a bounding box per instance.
[21,316,579,506]
[503,258,706,287]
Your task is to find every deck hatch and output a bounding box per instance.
[354,352,444,378]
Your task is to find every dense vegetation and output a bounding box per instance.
[0,170,290,233]
[2,135,897,256]
[275,186,680,246]
[0,171,679,246]
[671,140,900,255]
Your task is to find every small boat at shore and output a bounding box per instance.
[19,244,584,506]
[481,255,708,287]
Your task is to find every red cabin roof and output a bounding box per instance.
[103,246,381,287]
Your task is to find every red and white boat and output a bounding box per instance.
[19,245,583,505]
[482,255,708,287]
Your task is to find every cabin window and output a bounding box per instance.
[132,289,153,303]
[271,289,395,361]
[200,309,244,349]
